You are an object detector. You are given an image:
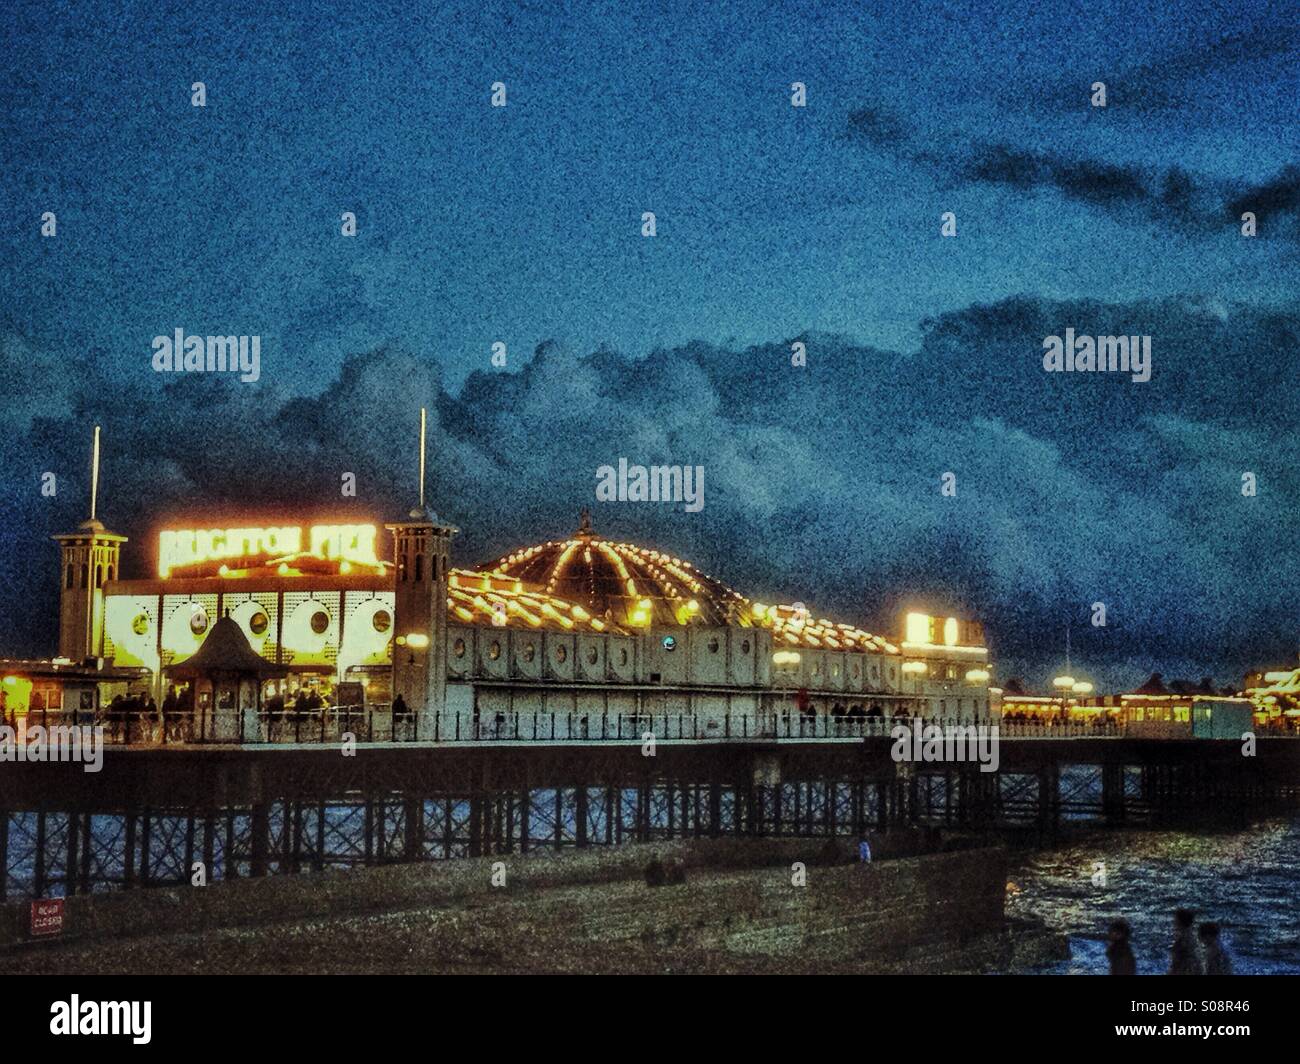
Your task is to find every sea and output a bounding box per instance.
[1004,814,1300,975]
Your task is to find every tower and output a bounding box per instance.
[52,426,127,661]
[386,408,457,738]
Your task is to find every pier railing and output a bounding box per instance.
[0,706,1197,747]
[8,706,1297,747]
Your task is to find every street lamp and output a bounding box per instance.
[772,651,801,735]
[1052,673,1076,723]
[902,660,927,719]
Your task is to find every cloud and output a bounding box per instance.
[843,104,1300,237]
[1,298,1297,690]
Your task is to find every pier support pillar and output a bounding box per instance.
[1102,763,1126,824]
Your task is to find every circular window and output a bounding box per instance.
[310,610,330,635]
[488,640,501,660]
[661,635,677,652]
[708,637,720,654]
[555,644,568,663]
[372,609,392,633]
[586,645,598,665]
[131,613,150,636]
[249,612,269,636]
[522,643,536,662]
[453,638,466,658]
[189,607,208,635]
[741,639,751,655]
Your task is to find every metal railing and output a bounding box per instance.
[3,707,1294,747]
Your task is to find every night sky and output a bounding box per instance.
[2,0,1298,691]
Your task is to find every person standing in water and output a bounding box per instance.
[1106,918,1137,975]
[1169,909,1203,975]
[1199,923,1234,975]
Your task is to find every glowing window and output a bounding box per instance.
[190,608,209,635]
[488,640,501,660]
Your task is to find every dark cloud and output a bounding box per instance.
[844,106,913,152]
[2,297,1298,692]
[846,105,1300,236]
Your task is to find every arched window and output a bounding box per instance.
[65,564,74,589]
[414,553,424,582]
[94,565,103,588]
[106,565,115,582]
[80,564,89,588]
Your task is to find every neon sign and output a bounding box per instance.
[158,524,380,577]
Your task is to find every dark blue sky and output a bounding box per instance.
[2,0,1299,690]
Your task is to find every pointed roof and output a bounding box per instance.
[168,616,288,679]
[1132,672,1168,696]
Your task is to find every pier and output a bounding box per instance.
[3,715,1296,901]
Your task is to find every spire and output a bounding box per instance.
[76,425,109,533]
[417,406,427,512]
[90,424,100,521]
[576,507,594,537]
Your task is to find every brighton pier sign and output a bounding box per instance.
[157,523,380,577]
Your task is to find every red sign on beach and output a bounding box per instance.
[30,898,64,937]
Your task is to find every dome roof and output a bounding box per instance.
[470,511,898,653]
[477,511,750,629]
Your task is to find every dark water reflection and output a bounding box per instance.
[1005,815,1300,975]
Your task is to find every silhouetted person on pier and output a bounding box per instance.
[1106,919,1136,975]
[1199,923,1233,975]
[1169,909,1202,975]
[644,852,667,887]
[392,693,409,719]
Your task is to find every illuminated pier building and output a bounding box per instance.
[6,432,996,733]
